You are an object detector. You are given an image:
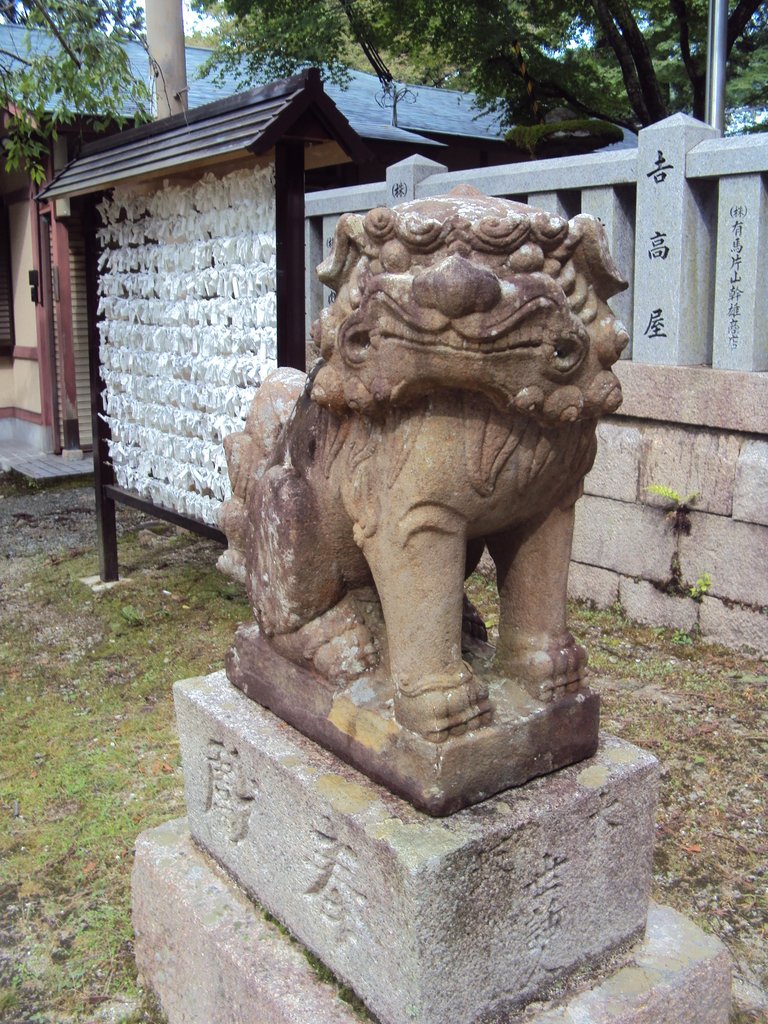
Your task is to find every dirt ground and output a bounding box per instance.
[0,472,766,1024]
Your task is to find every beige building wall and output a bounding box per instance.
[9,201,38,349]
[7,201,42,414]
[0,360,13,406]
[11,358,42,414]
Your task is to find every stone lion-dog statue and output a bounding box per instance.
[219,186,628,808]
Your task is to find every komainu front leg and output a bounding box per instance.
[488,504,587,702]
[361,511,492,742]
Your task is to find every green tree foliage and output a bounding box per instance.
[197,0,767,131]
[0,0,151,182]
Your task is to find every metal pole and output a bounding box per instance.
[705,0,728,133]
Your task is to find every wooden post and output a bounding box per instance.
[82,197,119,581]
[275,139,307,371]
[50,215,82,451]
[34,208,62,451]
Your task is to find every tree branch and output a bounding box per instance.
[536,76,639,132]
[0,46,31,65]
[668,0,698,83]
[484,46,640,131]
[0,1,25,23]
[26,0,82,68]
[603,0,668,121]
[590,0,651,124]
[727,0,764,54]
[337,0,392,85]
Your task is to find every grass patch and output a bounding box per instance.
[0,528,250,1021]
[466,577,767,1021]
[570,601,767,992]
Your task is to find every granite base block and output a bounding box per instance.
[132,818,361,1024]
[174,672,660,1024]
[523,901,731,1023]
[132,820,731,1024]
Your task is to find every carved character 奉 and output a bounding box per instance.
[220,186,628,756]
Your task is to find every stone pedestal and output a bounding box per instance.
[132,824,732,1024]
[132,671,731,1024]
[132,819,361,1024]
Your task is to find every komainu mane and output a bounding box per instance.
[219,186,629,812]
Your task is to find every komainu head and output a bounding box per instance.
[311,186,629,425]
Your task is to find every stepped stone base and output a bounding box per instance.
[173,672,661,1024]
[132,819,360,1024]
[132,819,732,1024]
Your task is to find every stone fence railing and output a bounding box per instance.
[305,112,768,376]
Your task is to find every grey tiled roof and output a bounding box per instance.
[0,23,504,147]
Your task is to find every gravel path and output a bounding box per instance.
[0,479,151,561]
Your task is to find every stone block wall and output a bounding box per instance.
[570,414,768,655]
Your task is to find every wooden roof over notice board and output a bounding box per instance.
[39,69,370,200]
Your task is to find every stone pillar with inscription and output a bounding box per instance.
[321,214,340,310]
[712,173,768,371]
[632,113,718,365]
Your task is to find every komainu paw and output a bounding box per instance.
[502,634,588,702]
[394,664,493,743]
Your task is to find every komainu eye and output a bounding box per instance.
[341,323,371,364]
[552,333,584,372]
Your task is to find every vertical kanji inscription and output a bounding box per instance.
[305,816,366,941]
[205,739,257,843]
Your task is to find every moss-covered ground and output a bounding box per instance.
[0,519,248,1022]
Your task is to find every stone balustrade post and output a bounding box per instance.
[320,214,339,311]
[632,113,718,365]
[581,186,635,353]
[304,217,324,341]
[385,155,447,207]
[527,190,580,220]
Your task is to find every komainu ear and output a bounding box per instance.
[568,214,628,300]
[317,213,366,291]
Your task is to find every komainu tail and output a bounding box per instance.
[217,368,306,581]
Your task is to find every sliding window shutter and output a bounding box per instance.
[0,204,14,356]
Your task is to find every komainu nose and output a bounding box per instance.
[412,254,502,319]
